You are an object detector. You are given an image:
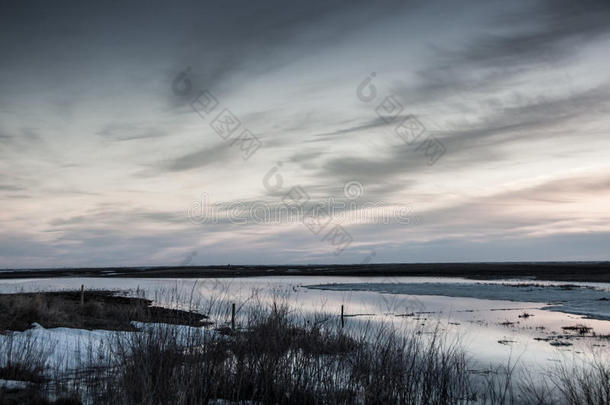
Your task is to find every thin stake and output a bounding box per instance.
[341,305,344,328]
[80,284,84,307]
[231,302,236,331]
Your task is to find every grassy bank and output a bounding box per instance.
[0,290,210,331]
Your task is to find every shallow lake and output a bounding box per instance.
[1,276,608,375]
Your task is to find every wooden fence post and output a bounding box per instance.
[231,303,236,331]
[80,284,84,308]
[341,305,344,328]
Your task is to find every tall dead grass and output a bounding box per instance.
[0,288,608,404]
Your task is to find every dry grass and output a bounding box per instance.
[65,301,473,405]
[0,289,608,404]
[0,290,210,332]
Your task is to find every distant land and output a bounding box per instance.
[1,262,609,283]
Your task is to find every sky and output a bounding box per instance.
[1,0,609,268]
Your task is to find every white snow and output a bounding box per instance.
[0,321,216,372]
[0,322,118,371]
[0,379,29,390]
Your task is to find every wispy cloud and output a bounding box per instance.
[1,0,609,266]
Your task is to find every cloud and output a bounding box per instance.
[0,184,25,192]
[435,84,610,145]
[390,0,610,108]
[157,143,234,172]
[2,0,610,267]
[166,0,412,105]
[392,170,610,240]
[497,171,610,203]
[96,123,168,141]
[458,0,610,68]
[315,83,610,193]
[310,117,390,141]
[49,209,186,228]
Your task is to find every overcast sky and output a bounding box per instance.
[1,0,609,268]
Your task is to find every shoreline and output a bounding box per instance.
[0,262,609,283]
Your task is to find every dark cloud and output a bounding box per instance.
[163,0,413,104]
[0,184,25,192]
[0,128,42,152]
[288,150,325,164]
[3,0,410,108]
[396,0,610,105]
[159,143,233,172]
[310,117,390,141]
[317,83,610,190]
[461,0,610,68]
[49,209,186,228]
[0,134,13,143]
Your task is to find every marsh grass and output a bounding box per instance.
[550,356,609,405]
[0,288,608,404]
[74,300,471,405]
